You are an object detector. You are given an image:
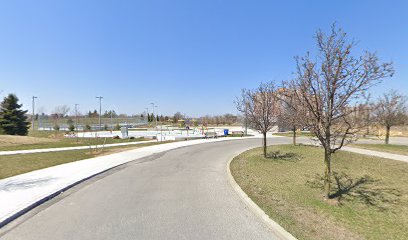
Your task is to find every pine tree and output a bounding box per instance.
[0,94,30,135]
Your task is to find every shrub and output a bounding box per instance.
[53,124,60,131]
[68,124,75,132]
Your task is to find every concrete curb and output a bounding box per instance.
[227,156,297,240]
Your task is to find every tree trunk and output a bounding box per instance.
[385,125,390,144]
[263,132,267,157]
[324,148,332,199]
[292,127,297,146]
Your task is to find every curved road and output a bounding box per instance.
[1,138,291,240]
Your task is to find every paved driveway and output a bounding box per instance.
[1,138,291,240]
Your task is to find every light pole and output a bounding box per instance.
[150,102,156,128]
[96,96,103,130]
[32,96,38,131]
[75,104,79,142]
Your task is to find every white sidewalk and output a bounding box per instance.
[0,137,258,227]
[0,140,157,156]
[342,146,408,163]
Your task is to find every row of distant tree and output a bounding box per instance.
[235,24,407,199]
[0,93,241,136]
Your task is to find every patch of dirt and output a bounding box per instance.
[0,135,59,147]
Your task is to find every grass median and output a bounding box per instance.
[230,144,408,240]
[350,143,408,156]
[0,141,167,180]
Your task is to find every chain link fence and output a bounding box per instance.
[36,115,148,131]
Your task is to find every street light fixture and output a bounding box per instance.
[96,96,103,130]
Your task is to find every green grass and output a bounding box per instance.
[0,141,166,179]
[0,130,147,151]
[230,145,408,240]
[351,144,408,156]
[273,131,316,137]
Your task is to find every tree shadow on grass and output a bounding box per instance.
[306,172,401,210]
[265,150,301,162]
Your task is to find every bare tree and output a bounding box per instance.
[287,24,394,199]
[52,105,71,118]
[278,89,308,145]
[235,81,280,157]
[371,90,407,144]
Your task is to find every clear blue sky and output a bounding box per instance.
[0,0,407,116]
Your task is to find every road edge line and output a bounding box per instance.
[227,156,297,240]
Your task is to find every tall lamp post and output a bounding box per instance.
[32,96,38,131]
[150,102,156,128]
[75,104,79,142]
[96,96,103,130]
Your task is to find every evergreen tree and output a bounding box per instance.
[0,94,30,135]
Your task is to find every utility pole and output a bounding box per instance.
[32,96,38,131]
[75,104,79,142]
[96,96,103,130]
[150,102,156,128]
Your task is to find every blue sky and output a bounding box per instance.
[0,0,407,116]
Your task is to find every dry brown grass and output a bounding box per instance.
[368,125,408,137]
[0,135,58,147]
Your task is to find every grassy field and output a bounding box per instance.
[0,131,147,151]
[351,144,408,156]
[0,141,167,179]
[230,145,408,240]
[273,131,316,137]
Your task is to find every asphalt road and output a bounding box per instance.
[0,137,292,240]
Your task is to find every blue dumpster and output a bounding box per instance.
[224,129,229,135]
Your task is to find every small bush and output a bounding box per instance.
[53,124,60,131]
[85,124,91,131]
[68,124,75,132]
[112,135,120,139]
[114,123,121,131]
[104,124,109,131]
